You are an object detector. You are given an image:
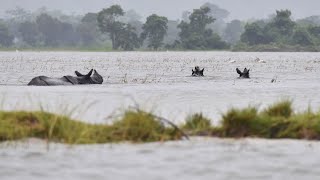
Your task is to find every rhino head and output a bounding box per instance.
[75,69,104,84]
[236,68,250,78]
[192,66,204,76]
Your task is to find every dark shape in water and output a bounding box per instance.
[28,69,103,86]
[236,68,250,78]
[192,66,204,76]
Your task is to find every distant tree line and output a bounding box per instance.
[235,9,320,51]
[0,4,319,51]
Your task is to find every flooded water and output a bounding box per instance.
[0,51,320,179]
[1,138,320,180]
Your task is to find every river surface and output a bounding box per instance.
[0,51,320,179]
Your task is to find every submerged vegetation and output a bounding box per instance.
[1,100,320,144]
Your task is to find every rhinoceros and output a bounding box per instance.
[27,69,103,86]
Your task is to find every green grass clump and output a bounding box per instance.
[220,107,257,137]
[111,110,182,142]
[263,100,293,118]
[0,111,111,144]
[274,112,320,139]
[0,110,182,144]
[183,113,211,135]
[216,101,320,140]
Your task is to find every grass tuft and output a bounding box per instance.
[263,100,293,118]
[221,107,259,137]
[112,110,182,142]
[183,113,211,135]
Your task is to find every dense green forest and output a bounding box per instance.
[0,3,319,51]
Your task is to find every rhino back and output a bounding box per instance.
[28,76,74,86]
[28,76,49,86]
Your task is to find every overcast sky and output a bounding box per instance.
[1,0,319,21]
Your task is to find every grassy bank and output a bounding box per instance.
[0,110,183,144]
[1,100,320,144]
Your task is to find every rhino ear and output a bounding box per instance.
[200,68,204,76]
[75,71,84,77]
[85,69,93,78]
[236,68,242,75]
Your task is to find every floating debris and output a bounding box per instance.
[255,57,266,63]
[271,76,278,83]
[228,58,236,63]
